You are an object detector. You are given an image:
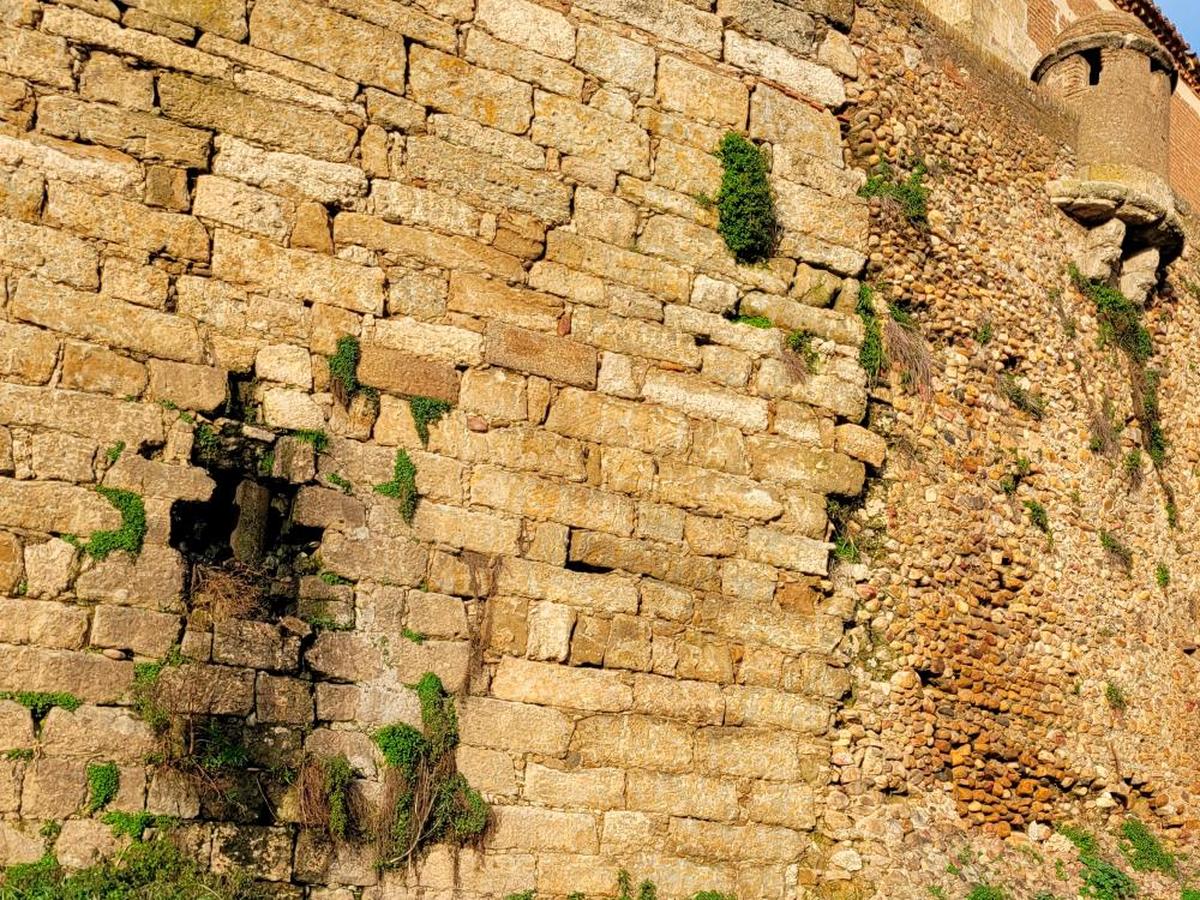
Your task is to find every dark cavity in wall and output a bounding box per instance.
[170,421,322,622]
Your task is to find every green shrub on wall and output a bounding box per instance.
[713,132,777,264]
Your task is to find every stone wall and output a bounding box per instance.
[838,1,1200,896]
[3,0,1200,897]
[0,0,882,896]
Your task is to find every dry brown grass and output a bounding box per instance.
[374,754,454,869]
[297,755,331,831]
[190,563,264,622]
[884,316,933,400]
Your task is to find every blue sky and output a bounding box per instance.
[1157,0,1200,49]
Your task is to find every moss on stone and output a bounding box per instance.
[85,762,119,815]
[78,487,147,560]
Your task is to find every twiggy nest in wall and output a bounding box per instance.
[190,563,265,622]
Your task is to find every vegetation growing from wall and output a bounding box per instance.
[1119,817,1176,874]
[328,335,361,404]
[712,132,777,264]
[298,754,355,839]
[409,396,451,446]
[0,838,262,899]
[1071,267,1167,470]
[375,449,419,524]
[1059,826,1138,900]
[859,159,931,224]
[68,487,147,560]
[856,284,886,383]
[372,672,487,868]
[786,329,820,373]
[884,300,933,398]
[85,762,119,814]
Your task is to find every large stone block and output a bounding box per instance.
[193,175,290,242]
[725,31,845,108]
[91,605,181,657]
[0,598,89,650]
[0,477,119,535]
[15,279,204,363]
[450,273,563,334]
[656,459,781,521]
[492,658,632,712]
[211,825,294,882]
[658,56,749,128]
[74,545,187,611]
[669,817,805,862]
[372,317,483,367]
[546,387,690,455]
[747,435,865,494]
[212,231,384,315]
[126,0,247,38]
[572,714,694,772]
[46,182,208,263]
[459,696,572,755]
[334,212,526,282]
[409,46,532,135]
[41,7,230,79]
[495,558,639,614]
[147,360,228,413]
[407,136,571,224]
[251,0,405,92]
[318,532,427,586]
[358,344,460,404]
[40,705,156,762]
[212,136,366,206]
[477,0,575,60]
[484,322,597,389]
[643,369,769,432]
[37,95,211,169]
[532,93,651,178]
[572,0,722,56]
[159,73,357,162]
[546,230,691,301]
[471,467,634,535]
[627,771,739,821]
[487,806,598,853]
[0,384,163,447]
[569,530,721,590]
[0,219,98,290]
[724,684,830,733]
[0,24,72,89]
[576,24,656,95]
[571,307,702,369]
[694,726,798,779]
[0,322,58,384]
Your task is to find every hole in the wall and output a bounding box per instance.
[170,425,324,622]
[563,558,616,575]
[225,371,258,424]
[1082,48,1103,86]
